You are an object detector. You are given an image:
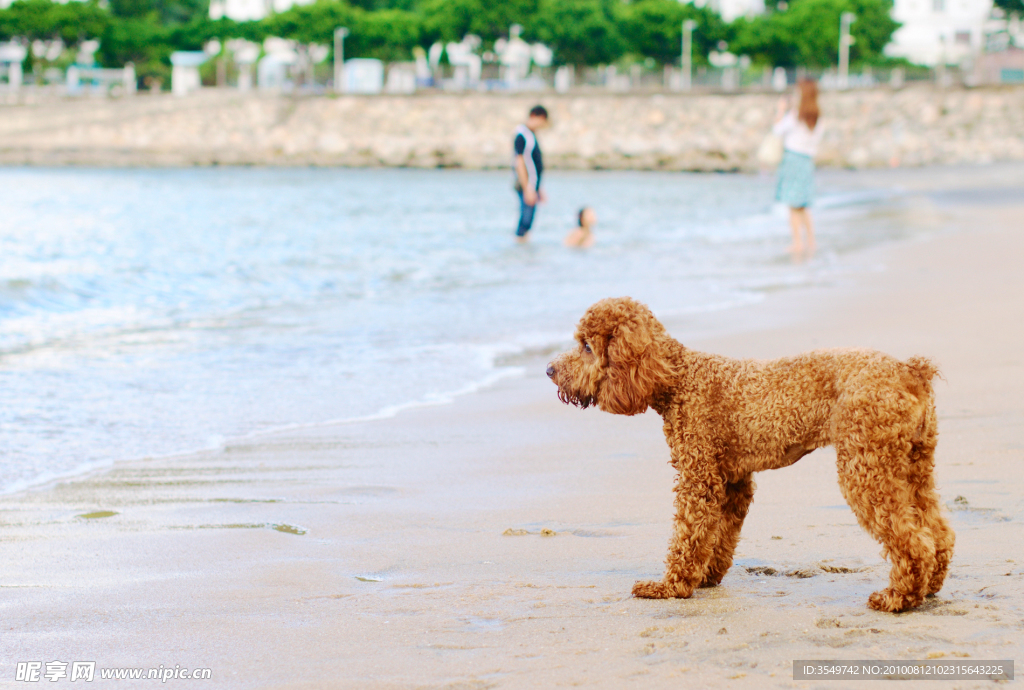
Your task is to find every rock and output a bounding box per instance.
[0,86,1021,171]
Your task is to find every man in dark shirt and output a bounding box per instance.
[512,105,549,243]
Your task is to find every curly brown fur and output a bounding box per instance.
[547,297,954,612]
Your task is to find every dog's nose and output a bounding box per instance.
[546,365,556,378]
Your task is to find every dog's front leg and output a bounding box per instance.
[633,447,724,599]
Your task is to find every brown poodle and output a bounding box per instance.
[546,297,954,613]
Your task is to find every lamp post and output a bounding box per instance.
[334,26,349,93]
[681,19,697,91]
[838,12,856,90]
[936,34,947,88]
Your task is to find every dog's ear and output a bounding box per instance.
[599,316,671,416]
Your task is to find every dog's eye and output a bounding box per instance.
[584,342,592,353]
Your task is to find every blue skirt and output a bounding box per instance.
[775,150,815,208]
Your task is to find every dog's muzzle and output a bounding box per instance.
[548,363,595,409]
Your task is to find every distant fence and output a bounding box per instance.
[3,56,1019,98]
[1,63,136,97]
[67,64,136,96]
[540,63,961,93]
[203,60,983,95]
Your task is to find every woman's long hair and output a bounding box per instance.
[798,78,819,130]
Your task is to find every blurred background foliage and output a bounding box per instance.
[0,0,904,85]
[994,0,1022,14]
[731,0,900,66]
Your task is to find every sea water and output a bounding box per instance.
[0,167,919,494]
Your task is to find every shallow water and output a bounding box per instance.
[0,167,920,494]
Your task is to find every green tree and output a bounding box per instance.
[109,0,208,24]
[617,0,730,65]
[259,0,359,45]
[729,12,795,66]
[468,0,538,41]
[259,0,420,60]
[108,0,152,19]
[418,0,538,45]
[529,0,624,66]
[0,0,914,86]
[417,0,475,44]
[356,8,421,60]
[168,16,237,50]
[731,0,899,67]
[0,0,109,45]
[994,0,1023,14]
[157,0,210,24]
[98,17,172,83]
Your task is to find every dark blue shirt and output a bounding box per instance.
[513,125,543,191]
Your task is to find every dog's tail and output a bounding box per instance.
[905,356,941,386]
[905,356,940,448]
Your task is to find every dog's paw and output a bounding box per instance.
[632,580,670,598]
[867,588,921,613]
[631,580,693,599]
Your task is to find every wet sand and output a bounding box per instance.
[1,173,1023,688]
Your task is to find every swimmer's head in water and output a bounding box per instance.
[578,207,597,228]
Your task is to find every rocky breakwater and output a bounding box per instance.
[0,86,1022,170]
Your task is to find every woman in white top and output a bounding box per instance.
[773,78,824,256]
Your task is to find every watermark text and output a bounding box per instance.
[16,662,211,682]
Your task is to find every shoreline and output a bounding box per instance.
[0,161,943,500]
[0,363,528,500]
[1,160,1019,500]
[1,169,1023,688]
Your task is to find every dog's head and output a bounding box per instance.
[546,297,672,416]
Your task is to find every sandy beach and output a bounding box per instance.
[1,167,1022,689]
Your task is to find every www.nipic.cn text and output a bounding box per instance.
[16,661,212,682]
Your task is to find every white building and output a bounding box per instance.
[692,0,766,22]
[209,0,310,21]
[689,0,997,66]
[885,0,995,65]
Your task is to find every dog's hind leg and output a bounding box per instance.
[915,463,955,596]
[907,407,954,595]
[837,442,937,613]
[902,360,953,596]
[700,474,755,588]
